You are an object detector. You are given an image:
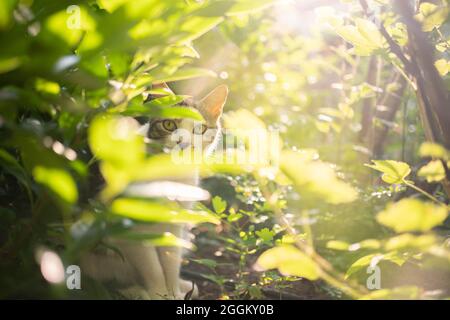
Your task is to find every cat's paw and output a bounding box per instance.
[179,279,198,300]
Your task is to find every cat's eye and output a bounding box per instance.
[193,124,208,135]
[162,120,177,131]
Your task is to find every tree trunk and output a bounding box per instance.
[372,74,407,158]
[359,56,379,143]
[393,1,450,196]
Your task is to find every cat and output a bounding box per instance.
[81,84,228,299]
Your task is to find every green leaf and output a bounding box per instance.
[436,40,450,52]
[124,181,210,202]
[377,199,448,232]
[0,56,22,74]
[179,17,224,43]
[435,59,450,76]
[201,274,226,286]
[386,22,408,47]
[0,149,28,184]
[255,228,275,243]
[97,0,128,12]
[415,2,449,32]
[45,5,98,48]
[355,18,385,49]
[212,196,227,214]
[360,286,420,300]
[281,150,357,204]
[418,160,446,183]
[384,234,437,252]
[326,240,350,251]
[191,258,218,269]
[0,148,32,201]
[88,115,145,167]
[365,160,411,184]
[131,152,245,184]
[34,78,61,95]
[193,1,234,17]
[255,245,321,280]
[144,95,185,108]
[226,208,243,222]
[33,166,78,204]
[346,252,406,279]
[152,68,217,83]
[111,198,220,225]
[0,0,17,30]
[16,135,78,209]
[419,142,449,160]
[327,239,381,251]
[135,154,199,181]
[114,231,192,248]
[227,0,277,16]
[335,18,385,56]
[123,105,204,121]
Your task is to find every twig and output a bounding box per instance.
[359,0,415,74]
[258,182,369,299]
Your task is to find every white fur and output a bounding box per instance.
[81,119,221,299]
[81,85,227,299]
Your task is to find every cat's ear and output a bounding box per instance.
[199,85,228,122]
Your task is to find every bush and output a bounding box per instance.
[0,0,449,300]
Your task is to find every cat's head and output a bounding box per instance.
[146,84,228,153]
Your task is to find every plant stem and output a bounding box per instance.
[258,180,369,299]
[404,181,444,205]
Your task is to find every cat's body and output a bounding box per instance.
[81,84,228,299]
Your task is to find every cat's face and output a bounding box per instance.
[147,85,228,153]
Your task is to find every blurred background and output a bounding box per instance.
[0,0,449,299]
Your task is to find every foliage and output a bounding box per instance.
[1,0,450,300]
